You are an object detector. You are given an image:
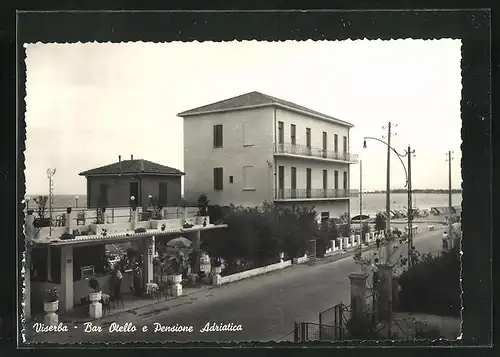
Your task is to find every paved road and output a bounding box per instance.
[33,223,445,344]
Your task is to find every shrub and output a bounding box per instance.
[197,194,210,216]
[134,227,147,233]
[398,247,460,317]
[88,277,101,292]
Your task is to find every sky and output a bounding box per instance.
[24,40,462,195]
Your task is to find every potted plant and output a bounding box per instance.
[211,258,222,275]
[170,257,183,284]
[183,222,194,229]
[134,227,147,233]
[88,276,102,302]
[150,196,164,220]
[33,196,51,228]
[44,287,59,314]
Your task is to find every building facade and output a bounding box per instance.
[179,92,358,221]
[79,156,184,208]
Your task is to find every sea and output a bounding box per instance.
[27,193,462,217]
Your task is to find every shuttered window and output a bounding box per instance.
[213,125,223,147]
[214,167,223,190]
[159,182,168,205]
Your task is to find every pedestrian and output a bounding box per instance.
[112,264,123,300]
[442,231,449,250]
[376,237,381,249]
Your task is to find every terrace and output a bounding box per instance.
[274,143,359,163]
[274,189,351,202]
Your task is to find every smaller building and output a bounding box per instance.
[79,155,184,208]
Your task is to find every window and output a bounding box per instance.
[291,167,297,199]
[277,166,285,199]
[323,170,328,190]
[321,212,330,224]
[322,132,328,158]
[334,170,339,190]
[343,136,348,153]
[290,124,296,145]
[306,128,311,148]
[278,121,284,144]
[243,166,256,190]
[343,171,348,191]
[214,167,223,190]
[213,124,223,148]
[229,176,234,184]
[158,182,168,205]
[98,183,108,206]
[334,134,339,152]
[306,168,312,198]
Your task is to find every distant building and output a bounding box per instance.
[179,91,358,221]
[79,155,185,208]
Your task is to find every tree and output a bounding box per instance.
[375,212,386,232]
[197,194,210,216]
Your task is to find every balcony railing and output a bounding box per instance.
[275,189,350,200]
[274,143,359,163]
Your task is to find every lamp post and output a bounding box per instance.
[363,136,415,265]
[359,160,363,246]
[75,196,79,208]
[47,168,56,237]
[25,196,31,211]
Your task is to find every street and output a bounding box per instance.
[32,222,445,344]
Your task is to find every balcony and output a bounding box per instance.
[274,188,351,201]
[274,143,359,163]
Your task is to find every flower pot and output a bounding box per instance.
[172,274,183,284]
[89,291,102,302]
[212,266,222,275]
[44,300,59,313]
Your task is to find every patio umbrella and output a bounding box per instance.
[166,237,192,249]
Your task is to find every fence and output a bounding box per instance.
[294,322,342,342]
[27,206,199,227]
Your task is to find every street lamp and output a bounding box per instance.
[75,196,79,208]
[363,136,415,266]
[25,196,31,211]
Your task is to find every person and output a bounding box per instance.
[442,231,449,250]
[112,265,123,300]
[376,237,381,249]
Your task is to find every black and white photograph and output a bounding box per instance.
[20,37,466,345]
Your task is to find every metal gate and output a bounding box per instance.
[307,239,317,264]
[294,322,339,342]
[317,303,350,341]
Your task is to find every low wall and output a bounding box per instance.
[218,260,292,285]
[292,255,309,264]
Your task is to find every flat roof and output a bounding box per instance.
[33,225,228,247]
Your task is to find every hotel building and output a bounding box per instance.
[179,92,358,222]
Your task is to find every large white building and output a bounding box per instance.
[179,92,358,222]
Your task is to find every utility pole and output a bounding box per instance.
[385,122,392,237]
[407,145,414,266]
[447,151,454,250]
[359,160,363,244]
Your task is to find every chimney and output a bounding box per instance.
[140,159,145,172]
[119,155,122,171]
[131,154,134,160]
